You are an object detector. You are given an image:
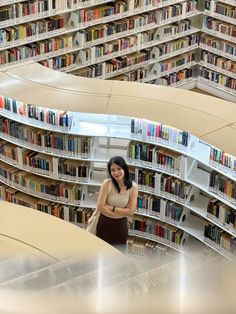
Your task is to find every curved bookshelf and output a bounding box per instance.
[0,112,235,259]
[0,0,236,104]
[0,62,236,260]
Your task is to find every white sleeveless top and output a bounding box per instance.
[106,178,134,208]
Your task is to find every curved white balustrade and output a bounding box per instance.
[0,201,118,261]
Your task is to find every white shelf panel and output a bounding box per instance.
[180,214,205,240]
[209,159,236,182]
[196,78,236,104]
[169,77,197,90]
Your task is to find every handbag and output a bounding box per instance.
[86,209,101,235]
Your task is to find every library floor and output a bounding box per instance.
[0,240,235,314]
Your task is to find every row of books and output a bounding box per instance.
[137,197,185,225]
[204,16,236,39]
[95,48,151,75]
[0,181,78,221]
[154,68,193,85]
[210,146,236,173]
[68,1,197,32]
[126,237,177,258]
[131,118,190,149]
[155,34,199,56]
[207,198,236,232]
[0,95,73,129]
[199,66,236,90]
[209,171,236,205]
[0,141,18,163]
[112,68,193,84]
[200,34,236,59]
[1,151,236,257]
[58,159,90,181]
[0,35,73,66]
[0,114,188,158]
[146,51,196,79]
[160,174,191,202]
[0,141,92,181]
[108,68,147,81]
[0,0,101,26]
[0,1,51,22]
[0,160,84,204]
[164,201,184,223]
[127,142,181,174]
[158,0,197,20]
[204,223,236,255]
[76,10,157,45]
[130,167,156,192]
[137,193,161,213]
[72,0,197,25]
[129,217,184,245]
[213,2,236,19]
[40,52,78,71]
[201,50,236,75]
[56,16,192,56]
[0,181,182,230]
[0,16,65,46]
[0,117,92,157]
[90,35,137,59]
[73,46,197,80]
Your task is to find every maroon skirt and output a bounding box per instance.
[96,214,128,245]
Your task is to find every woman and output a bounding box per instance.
[96,156,138,246]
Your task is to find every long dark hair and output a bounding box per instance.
[107,156,132,193]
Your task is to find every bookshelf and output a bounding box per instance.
[1,0,236,101]
[0,63,236,260]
